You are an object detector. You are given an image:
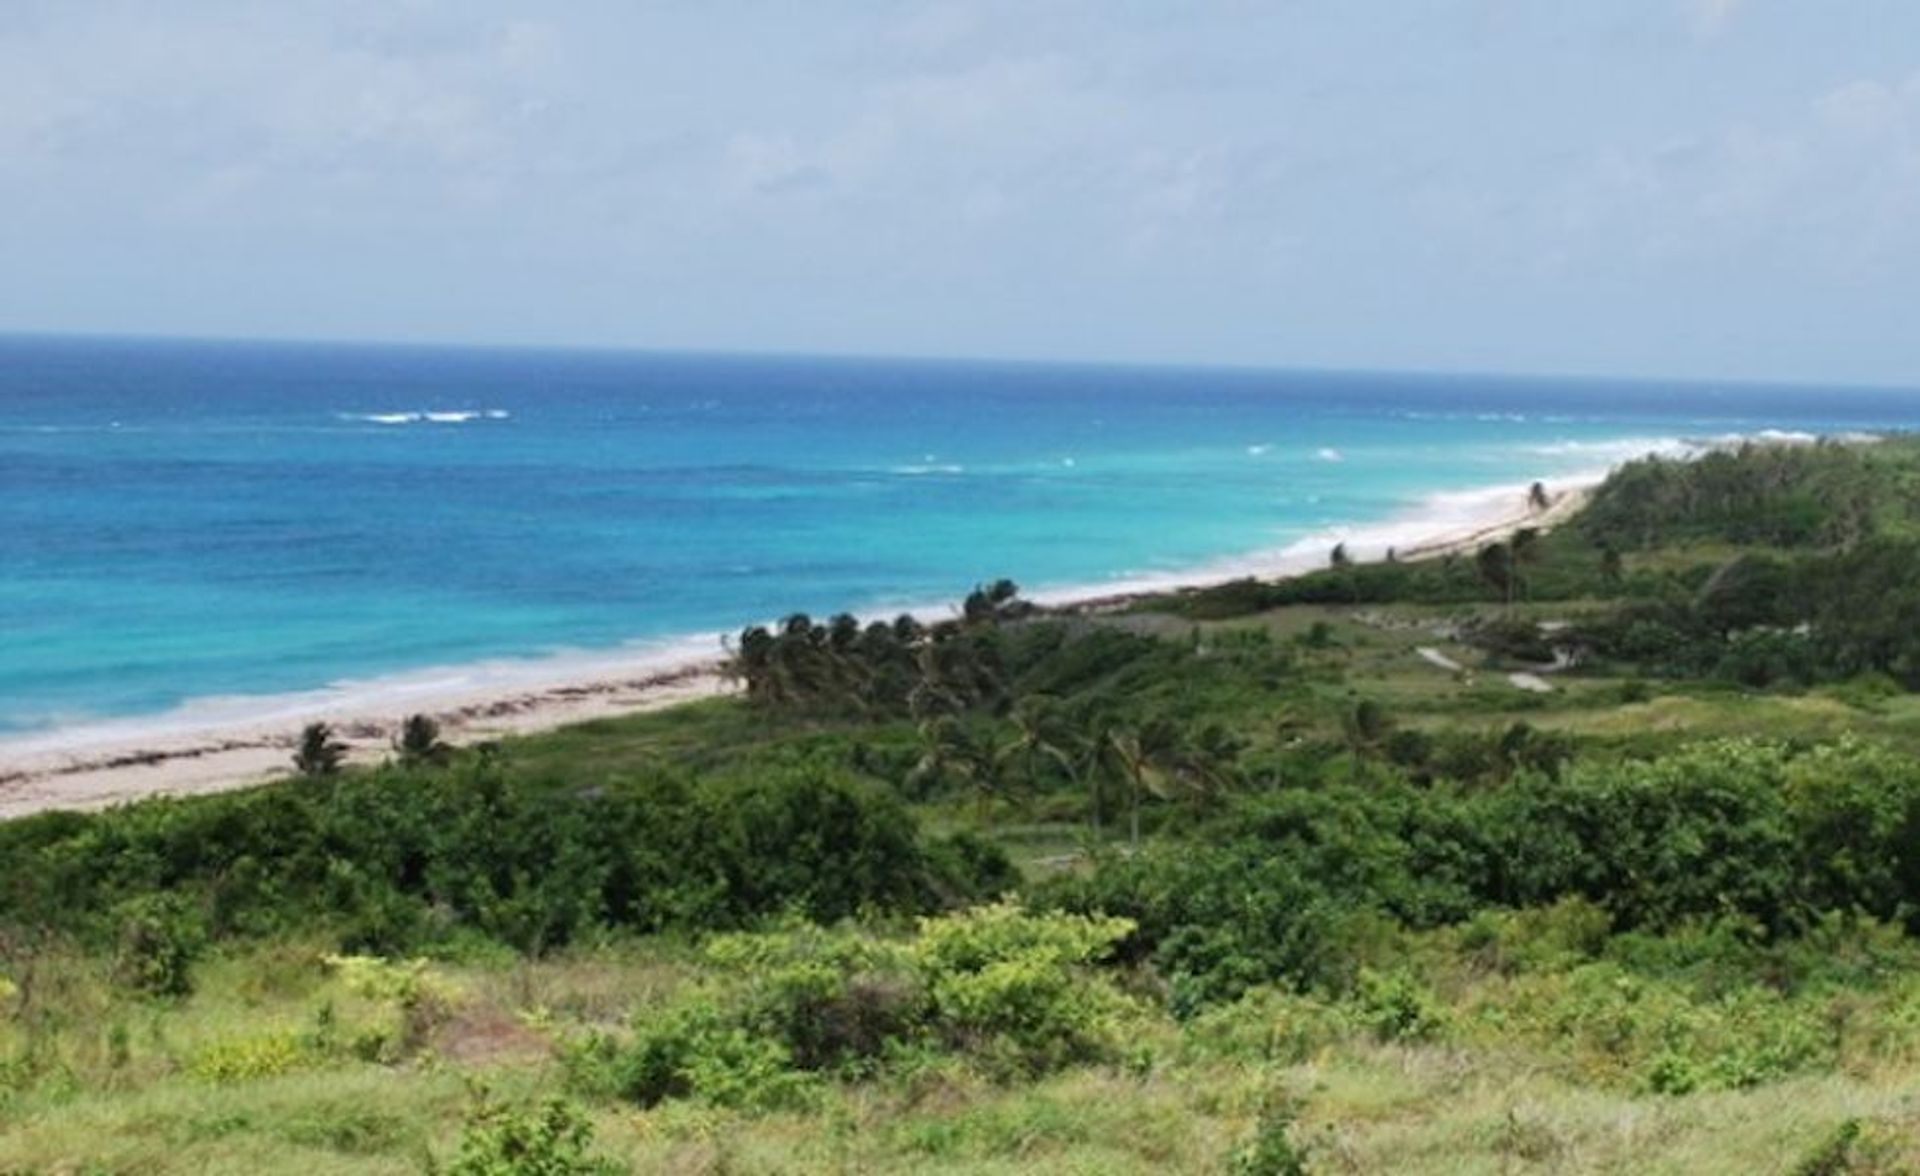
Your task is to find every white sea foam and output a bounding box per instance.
[0,631,731,762]
[1523,436,1701,460]
[1316,447,1343,462]
[1247,443,1273,456]
[890,464,965,475]
[338,410,509,425]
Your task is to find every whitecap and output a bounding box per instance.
[1247,443,1272,456]
[890,464,965,475]
[1315,447,1342,462]
[338,409,509,425]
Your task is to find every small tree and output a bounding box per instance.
[396,714,450,767]
[1598,542,1625,587]
[293,722,347,777]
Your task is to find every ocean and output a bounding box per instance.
[4,334,1918,743]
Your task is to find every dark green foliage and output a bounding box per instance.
[730,582,1034,716]
[110,893,205,997]
[1046,739,1920,1007]
[293,722,346,777]
[1579,441,1895,551]
[0,761,1008,957]
[1462,617,1558,664]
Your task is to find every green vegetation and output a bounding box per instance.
[10,436,1920,1171]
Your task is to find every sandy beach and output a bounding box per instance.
[0,473,1596,819]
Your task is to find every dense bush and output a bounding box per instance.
[1045,739,1920,1007]
[0,761,1011,960]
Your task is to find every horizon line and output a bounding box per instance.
[4,325,1919,397]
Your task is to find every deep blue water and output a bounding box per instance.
[4,335,1919,738]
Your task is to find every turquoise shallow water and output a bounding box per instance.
[4,335,1918,738]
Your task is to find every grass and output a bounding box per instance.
[7,934,1920,1173]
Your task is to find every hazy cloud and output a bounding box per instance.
[1,2,1918,384]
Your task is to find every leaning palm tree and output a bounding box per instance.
[293,722,346,777]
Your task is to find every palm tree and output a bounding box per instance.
[395,714,449,767]
[906,639,965,719]
[1172,722,1243,811]
[962,579,1023,626]
[995,695,1077,817]
[1070,710,1121,838]
[293,722,346,777]
[1105,718,1182,848]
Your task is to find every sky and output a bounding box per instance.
[2,1,1919,384]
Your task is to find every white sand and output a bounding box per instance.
[0,475,1597,819]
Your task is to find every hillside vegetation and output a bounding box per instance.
[6,437,1920,1172]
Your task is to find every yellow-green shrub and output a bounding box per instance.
[184,1030,311,1082]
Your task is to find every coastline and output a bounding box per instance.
[0,470,1600,819]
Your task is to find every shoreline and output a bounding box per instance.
[0,469,1602,818]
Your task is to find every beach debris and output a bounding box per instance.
[1508,672,1555,694]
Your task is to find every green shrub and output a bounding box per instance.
[185,1031,311,1082]
[1351,967,1448,1043]
[913,902,1136,1076]
[1229,1102,1310,1175]
[1182,988,1353,1064]
[444,1086,620,1175]
[567,904,1136,1109]
[110,893,205,997]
